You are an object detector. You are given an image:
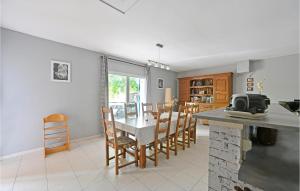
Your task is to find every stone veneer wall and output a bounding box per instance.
[208,124,263,191]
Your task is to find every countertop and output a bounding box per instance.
[195,103,299,190]
[194,103,299,131]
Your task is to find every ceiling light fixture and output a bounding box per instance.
[148,43,170,71]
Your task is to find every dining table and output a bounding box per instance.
[115,112,179,168]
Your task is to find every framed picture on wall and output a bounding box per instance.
[157,78,164,89]
[51,60,71,82]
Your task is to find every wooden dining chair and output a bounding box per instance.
[169,105,188,155]
[185,102,200,111]
[185,104,198,147]
[146,105,172,167]
[101,106,138,175]
[156,103,165,111]
[43,114,70,157]
[142,103,153,115]
[124,102,138,118]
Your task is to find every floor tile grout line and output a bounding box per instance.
[188,178,204,191]
[11,155,23,191]
[154,165,192,191]
[134,170,164,191]
[44,156,49,191]
[76,139,114,190]
[65,141,107,191]
[77,141,101,170]
[62,152,85,191]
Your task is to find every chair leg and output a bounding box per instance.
[174,134,178,156]
[187,128,191,148]
[115,148,119,175]
[106,143,109,166]
[154,141,158,167]
[135,143,138,167]
[194,127,197,144]
[160,142,163,151]
[182,132,185,150]
[122,147,126,158]
[166,139,170,160]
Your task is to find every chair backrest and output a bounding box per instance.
[156,103,165,111]
[124,102,138,118]
[187,105,198,128]
[101,106,118,143]
[155,105,173,140]
[175,105,188,135]
[43,114,68,123]
[185,102,200,113]
[142,103,153,115]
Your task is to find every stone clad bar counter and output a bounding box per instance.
[194,104,299,191]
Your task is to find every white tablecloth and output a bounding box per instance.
[115,112,178,145]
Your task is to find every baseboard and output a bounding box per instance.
[0,134,103,160]
[72,134,102,143]
[0,147,44,160]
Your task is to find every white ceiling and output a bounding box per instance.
[2,0,299,71]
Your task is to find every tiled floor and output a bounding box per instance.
[1,125,209,191]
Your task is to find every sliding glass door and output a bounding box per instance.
[108,73,146,118]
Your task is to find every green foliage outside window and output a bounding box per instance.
[129,78,139,93]
[109,74,126,100]
[108,74,140,100]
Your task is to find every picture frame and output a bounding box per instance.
[157,78,164,89]
[247,87,254,91]
[51,60,71,82]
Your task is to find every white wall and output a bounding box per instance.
[149,67,177,104]
[177,54,299,103]
[237,55,299,102]
[1,28,178,156]
[2,28,103,156]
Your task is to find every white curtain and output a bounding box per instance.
[145,66,152,103]
[100,55,109,108]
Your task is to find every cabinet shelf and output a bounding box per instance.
[190,86,213,88]
[190,94,213,97]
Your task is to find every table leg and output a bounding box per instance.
[139,145,146,168]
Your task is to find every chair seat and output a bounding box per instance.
[109,136,136,146]
[186,127,195,131]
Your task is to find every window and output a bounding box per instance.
[108,74,146,118]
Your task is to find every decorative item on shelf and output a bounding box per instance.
[257,79,265,94]
[51,60,71,83]
[246,74,254,91]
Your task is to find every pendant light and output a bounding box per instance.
[148,43,170,70]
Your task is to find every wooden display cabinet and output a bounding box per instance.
[178,72,232,124]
